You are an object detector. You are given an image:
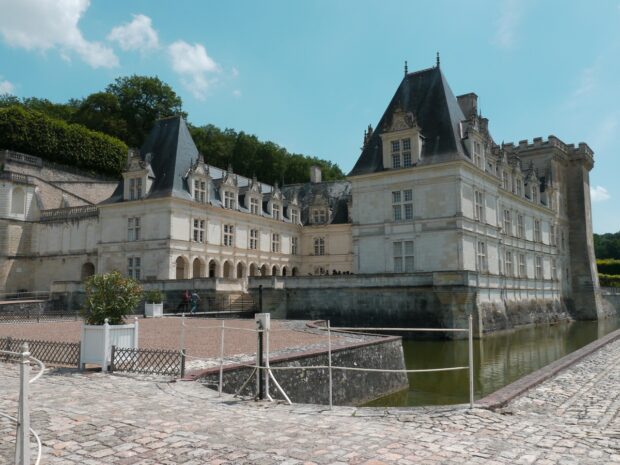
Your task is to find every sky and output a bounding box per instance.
[0,0,618,233]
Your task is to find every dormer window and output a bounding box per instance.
[473,141,484,169]
[312,208,327,224]
[193,179,207,203]
[502,171,509,190]
[390,138,413,168]
[129,178,142,200]
[515,178,523,197]
[224,191,236,209]
[250,197,260,214]
[291,208,299,224]
[391,140,401,168]
[531,186,538,204]
[272,203,281,220]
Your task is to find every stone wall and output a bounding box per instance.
[191,336,408,405]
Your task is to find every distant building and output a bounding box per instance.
[0,61,602,321]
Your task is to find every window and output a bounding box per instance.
[291,237,298,255]
[550,225,556,246]
[534,220,541,242]
[129,178,142,200]
[551,259,557,280]
[271,233,280,253]
[250,197,260,214]
[392,191,402,221]
[272,203,281,220]
[224,191,236,209]
[192,219,205,242]
[531,186,538,204]
[393,240,414,273]
[516,178,523,197]
[313,208,326,224]
[314,237,325,256]
[249,229,259,249]
[11,187,25,214]
[503,209,512,235]
[291,208,299,224]
[505,250,513,277]
[519,253,527,278]
[535,256,543,279]
[193,180,206,203]
[477,241,487,272]
[392,189,413,221]
[502,171,509,190]
[127,217,141,241]
[391,140,401,168]
[223,224,234,247]
[402,138,412,167]
[127,257,141,280]
[517,214,525,238]
[473,141,483,168]
[474,190,485,222]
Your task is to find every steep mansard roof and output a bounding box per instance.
[348,65,468,176]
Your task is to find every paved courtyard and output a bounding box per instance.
[1,333,619,464]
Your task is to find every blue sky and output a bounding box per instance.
[0,0,619,232]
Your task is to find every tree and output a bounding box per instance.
[72,92,127,142]
[106,75,186,147]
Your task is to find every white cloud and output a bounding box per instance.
[493,0,523,49]
[0,78,15,94]
[0,0,118,68]
[231,67,239,78]
[232,89,242,98]
[591,185,610,202]
[107,14,158,52]
[168,41,220,100]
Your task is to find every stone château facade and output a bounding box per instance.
[0,62,604,327]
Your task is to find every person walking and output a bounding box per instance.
[190,290,200,314]
[177,289,190,314]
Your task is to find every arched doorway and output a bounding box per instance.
[272,265,279,276]
[192,258,205,278]
[281,266,288,277]
[292,267,299,276]
[260,264,269,276]
[208,259,218,278]
[223,261,234,278]
[81,262,95,280]
[176,256,188,279]
[236,262,245,278]
[249,263,258,277]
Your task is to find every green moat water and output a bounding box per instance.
[366,317,620,407]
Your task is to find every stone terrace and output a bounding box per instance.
[1,333,619,464]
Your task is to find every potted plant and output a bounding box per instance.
[144,289,164,318]
[79,271,143,371]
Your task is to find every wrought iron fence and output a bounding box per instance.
[0,305,80,323]
[1,337,80,367]
[110,346,185,377]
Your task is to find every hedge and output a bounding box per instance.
[0,105,127,176]
[596,259,620,276]
[599,273,620,288]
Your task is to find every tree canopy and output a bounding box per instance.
[594,232,620,260]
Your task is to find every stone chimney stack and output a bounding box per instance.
[457,93,478,118]
[310,165,322,183]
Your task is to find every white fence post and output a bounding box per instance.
[179,314,185,358]
[133,317,139,348]
[468,314,474,409]
[15,342,31,465]
[327,320,333,409]
[219,320,225,397]
[102,318,110,373]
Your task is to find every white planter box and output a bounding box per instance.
[144,302,163,318]
[80,318,139,372]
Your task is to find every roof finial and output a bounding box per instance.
[404,60,408,76]
[436,52,440,68]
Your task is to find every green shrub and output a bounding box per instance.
[596,259,620,276]
[144,289,164,304]
[0,105,127,176]
[598,273,620,288]
[82,271,143,325]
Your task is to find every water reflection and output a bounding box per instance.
[366,316,620,407]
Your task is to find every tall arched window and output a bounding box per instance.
[11,187,25,214]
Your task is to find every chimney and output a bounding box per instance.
[457,93,478,118]
[310,165,322,183]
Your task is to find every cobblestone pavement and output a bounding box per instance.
[1,339,619,464]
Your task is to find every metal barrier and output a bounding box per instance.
[1,337,80,368]
[176,313,476,409]
[110,346,185,377]
[0,343,45,465]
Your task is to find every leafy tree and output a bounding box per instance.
[106,75,186,147]
[72,92,127,142]
[82,271,143,325]
[594,232,620,259]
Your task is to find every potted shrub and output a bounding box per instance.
[79,271,143,371]
[144,289,164,318]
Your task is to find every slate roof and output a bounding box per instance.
[348,65,467,176]
[281,181,351,225]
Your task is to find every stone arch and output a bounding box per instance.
[292,267,299,276]
[223,260,234,278]
[11,187,25,215]
[208,259,220,278]
[249,263,258,277]
[272,265,280,276]
[236,261,246,278]
[192,257,205,278]
[175,256,189,280]
[281,266,288,277]
[260,264,269,276]
[81,262,95,280]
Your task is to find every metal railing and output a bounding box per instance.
[0,343,45,465]
[110,346,185,377]
[177,314,476,409]
[1,337,80,368]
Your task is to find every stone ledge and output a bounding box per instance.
[476,325,620,410]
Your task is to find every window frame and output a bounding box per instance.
[127,217,141,241]
[223,224,234,247]
[313,237,325,256]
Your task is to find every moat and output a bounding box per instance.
[367,316,620,407]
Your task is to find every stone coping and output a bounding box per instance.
[476,326,620,410]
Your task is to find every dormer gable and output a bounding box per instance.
[187,155,211,203]
[379,107,424,170]
[220,165,238,210]
[122,149,155,201]
[286,192,300,224]
[310,191,331,225]
[524,163,540,204]
[268,182,284,220]
[245,175,263,214]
